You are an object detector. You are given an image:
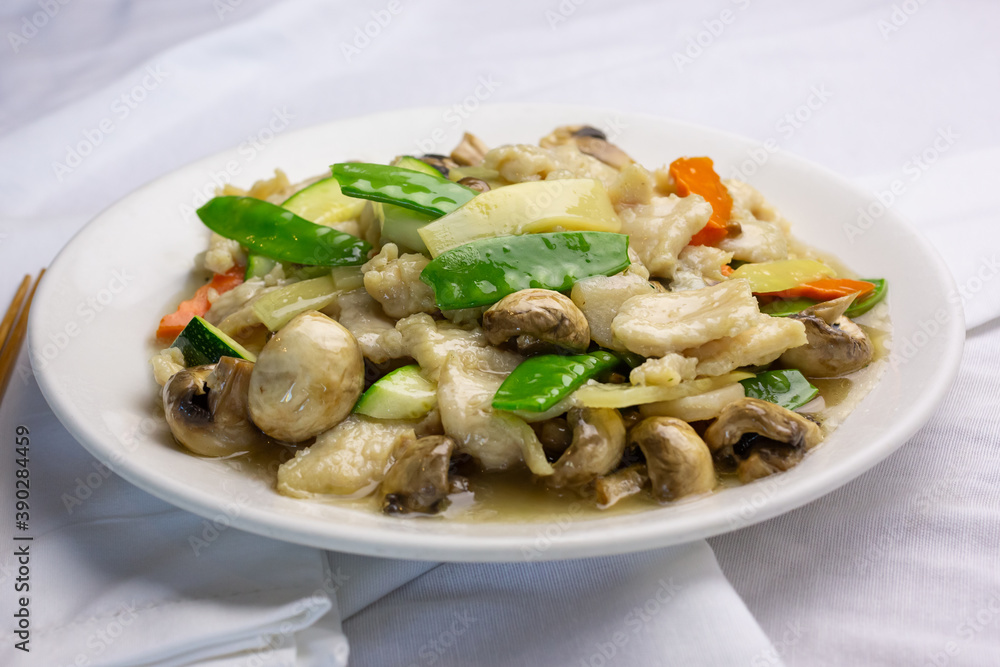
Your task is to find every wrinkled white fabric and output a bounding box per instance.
[0,0,997,665]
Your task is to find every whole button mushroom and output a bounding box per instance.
[249,311,364,442]
[482,288,590,354]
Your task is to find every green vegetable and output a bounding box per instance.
[282,176,366,226]
[492,351,621,413]
[376,203,435,254]
[392,156,443,178]
[198,196,370,266]
[252,275,340,331]
[355,365,437,419]
[170,316,256,367]
[420,231,631,310]
[759,278,887,319]
[244,254,277,280]
[739,369,818,411]
[331,163,477,218]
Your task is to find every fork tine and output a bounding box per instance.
[0,270,44,401]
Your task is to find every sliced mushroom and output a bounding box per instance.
[780,295,873,378]
[163,357,268,457]
[628,417,716,502]
[482,289,590,353]
[418,154,459,178]
[703,397,822,483]
[249,311,364,442]
[548,407,626,488]
[595,464,649,508]
[540,125,634,169]
[450,132,489,166]
[381,434,455,514]
[457,176,490,193]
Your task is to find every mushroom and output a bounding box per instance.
[703,397,822,483]
[595,464,649,508]
[450,132,489,166]
[780,295,874,378]
[381,434,456,514]
[482,289,590,354]
[457,176,490,193]
[249,311,364,442]
[628,417,716,502]
[162,356,269,457]
[541,125,634,170]
[548,407,626,488]
[532,416,573,457]
[418,154,459,178]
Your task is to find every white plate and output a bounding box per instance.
[28,104,964,561]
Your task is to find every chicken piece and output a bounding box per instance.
[612,280,760,357]
[332,288,407,364]
[688,315,807,377]
[608,163,655,209]
[202,233,247,275]
[629,354,698,386]
[570,265,657,350]
[617,194,713,279]
[362,243,439,319]
[277,415,416,497]
[716,180,789,263]
[669,245,734,292]
[481,143,619,188]
[437,352,550,474]
[396,313,520,382]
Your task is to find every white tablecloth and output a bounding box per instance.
[1,1,998,665]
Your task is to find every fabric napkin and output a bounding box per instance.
[0,1,787,665]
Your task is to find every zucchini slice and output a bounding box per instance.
[354,365,437,420]
[170,315,256,367]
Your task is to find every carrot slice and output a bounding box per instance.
[763,278,876,302]
[156,266,244,340]
[669,157,732,247]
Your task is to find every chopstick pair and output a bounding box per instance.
[0,271,45,403]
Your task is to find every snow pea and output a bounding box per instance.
[197,196,371,266]
[330,163,477,217]
[739,369,818,411]
[492,351,622,412]
[420,231,631,310]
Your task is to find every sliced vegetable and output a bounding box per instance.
[244,255,277,280]
[759,278,887,319]
[573,372,754,409]
[282,176,367,227]
[418,179,621,258]
[492,351,621,413]
[330,266,365,291]
[669,157,732,246]
[252,275,340,331]
[376,203,436,254]
[330,163,477,217]
[764,278,875,301]
[157,267,244,340]
[420,231,631,310]
[170,315,256,367]
[355,365,437,420]
[392,156,443,178]
[198,196,371,266]
[739,369,818,411]
[728,259,835,293]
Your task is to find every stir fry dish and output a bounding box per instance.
[150,125,889,517]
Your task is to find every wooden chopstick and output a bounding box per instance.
[0,270,45,402]
[0,275,31,350]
